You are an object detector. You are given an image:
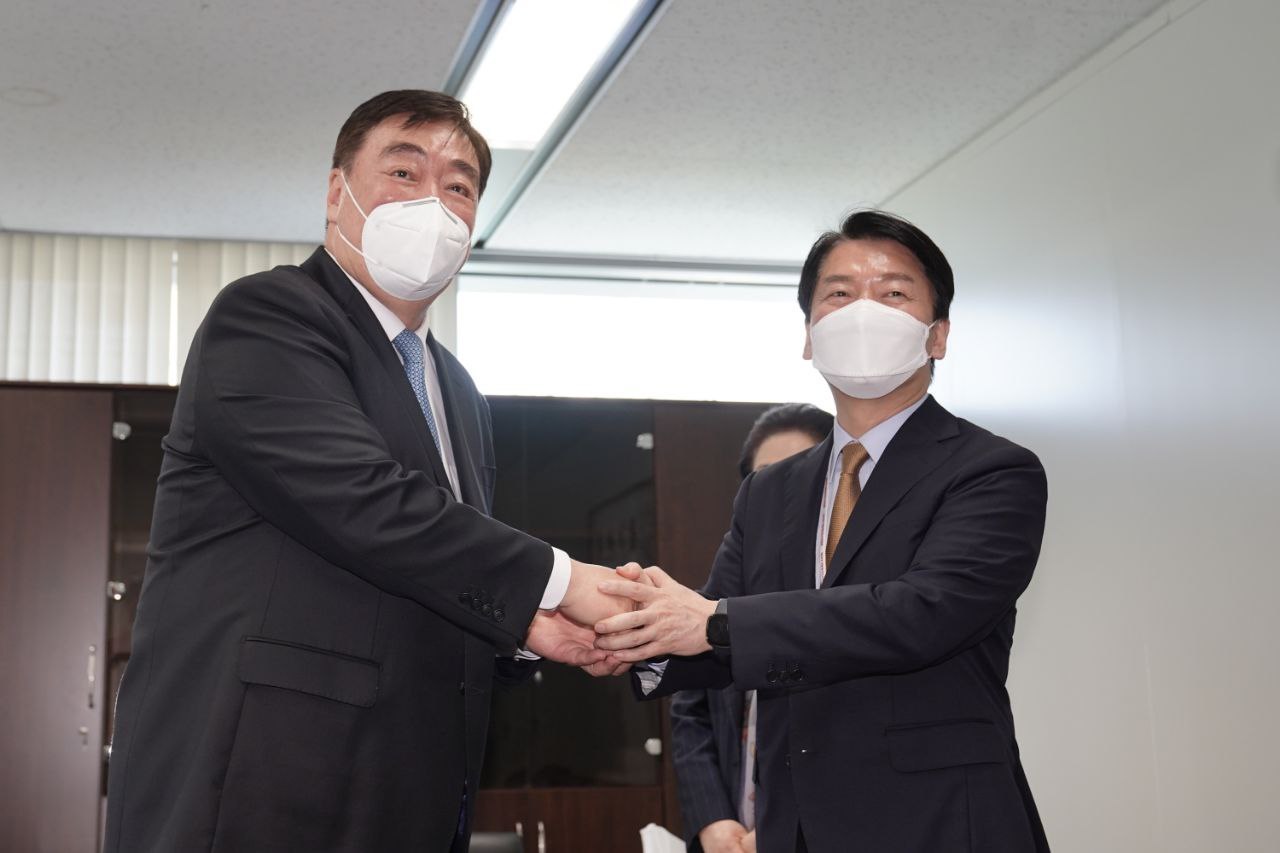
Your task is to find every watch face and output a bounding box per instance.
[707,613,730,647]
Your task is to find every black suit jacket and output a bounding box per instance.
[670,683,745,850]
[645,397,1050,853]
[104,249,551,853]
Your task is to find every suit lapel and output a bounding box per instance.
[426,333,485,511]
[300,249,452,491]
[779,435,831,592]
[821,396,960,589]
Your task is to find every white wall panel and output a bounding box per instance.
[885,0,1279,849]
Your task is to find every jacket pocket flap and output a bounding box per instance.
[886,719,1007,772]
[238,636,379,708]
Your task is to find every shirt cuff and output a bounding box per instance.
[636,659,669,695]
[516,549,573,661]
[539,547,571,610]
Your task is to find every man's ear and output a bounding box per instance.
[802,322,813,361]
[927,318,950,361]
[325,168,344,228]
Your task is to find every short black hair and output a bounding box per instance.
[738,403,834,479]
[332,90,492,196]
[797,210,954,321]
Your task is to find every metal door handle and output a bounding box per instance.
[87,644,96,709]
[537,820,546,853]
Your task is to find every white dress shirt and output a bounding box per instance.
[328,252,570,609]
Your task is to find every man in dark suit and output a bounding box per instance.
[598,211,1050,852]
[104,90,630,853]
[671,403,832,853]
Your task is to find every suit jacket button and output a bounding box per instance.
[778,669,791,683]
[459,592,472,605]
[481,603,493,616]
[766,668,779,683]
[790,666,804,682]
[493,608,505,622]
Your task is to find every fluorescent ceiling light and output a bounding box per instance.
[459,0,643,150]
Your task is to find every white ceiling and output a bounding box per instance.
[0,0,476,243]
[1,0,1167,262]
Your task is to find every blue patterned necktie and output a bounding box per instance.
[391,329,444,457]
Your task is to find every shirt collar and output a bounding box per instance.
[829,393,930,474]
[325,249,428,346]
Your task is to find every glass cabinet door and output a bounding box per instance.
[481,397,662,789]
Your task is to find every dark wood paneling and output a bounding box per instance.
[530,786,663,853]
[652,401,770,589]
[651,400,770,836]
[0,387,113,853]
[473,789,532,850]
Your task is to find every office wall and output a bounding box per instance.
[884,0,1280,849]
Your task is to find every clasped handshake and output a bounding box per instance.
[524,560,718,676]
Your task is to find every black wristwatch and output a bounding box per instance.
[705,599,730,652]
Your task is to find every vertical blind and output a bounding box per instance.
[0,231,314,385]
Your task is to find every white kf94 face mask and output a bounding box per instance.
[336,172,471,301]
[809,298,937,399]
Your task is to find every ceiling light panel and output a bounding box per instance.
[459,0,643,150]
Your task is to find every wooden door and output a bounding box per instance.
[0,386,113,852]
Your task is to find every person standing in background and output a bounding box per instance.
[672,403,833,853]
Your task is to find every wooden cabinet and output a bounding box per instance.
[470,399,767,850]
[0,387,114,852]
[0,384,176,853]
[0,384,767,852]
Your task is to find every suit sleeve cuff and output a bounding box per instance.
[538,547,571,610]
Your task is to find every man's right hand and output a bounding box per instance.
[699,820,750,853]
[557,559,637,625]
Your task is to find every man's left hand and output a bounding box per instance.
[593,566,717,661]
[525,610,629,675]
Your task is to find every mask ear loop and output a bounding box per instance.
[924,319,942,376]
[335,171,377,263]
[340,171,371,220]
